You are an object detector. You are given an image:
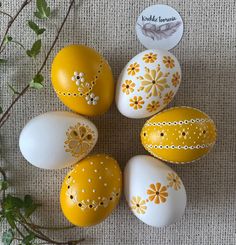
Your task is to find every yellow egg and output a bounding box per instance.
[51,45,114,116]
[141,107,217,164]
[60,154,122,227]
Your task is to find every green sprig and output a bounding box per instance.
[26,39,42,58]
[28,20,46,35]
[34,0,51,19]
[29,73,44,89]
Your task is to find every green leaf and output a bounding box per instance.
[5,213,16,229]
[29,74,44,89]
[0,58,7,64]
[2,229,14,245]
[3,194,24,211]
[28,20,45,35]
[8,84,19,95]
[34,0,50,19]
[23,195,41,218]
[0,106,2,114]
[3,36,12,44]
[0,180,9,191]
[22,233,35,245]
[26,39,41,58]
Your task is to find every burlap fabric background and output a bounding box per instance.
[0,0,235,244]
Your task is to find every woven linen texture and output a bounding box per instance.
[0,0,235,244]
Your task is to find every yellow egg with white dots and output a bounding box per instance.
[141,106,217,164]
[60,154,122,227]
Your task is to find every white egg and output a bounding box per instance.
[124,155,187,227]
[19,111,98,169]
[116,49,181,118]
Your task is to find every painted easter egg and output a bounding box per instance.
[116,49,181,118]
[19,111,98,169]
[60,154,122,227]
[141,107,217,163]
[51,45,114,116]
[124,155,186,227]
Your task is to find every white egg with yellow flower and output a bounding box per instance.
[116,49,181,118]
[124,155,186,227]
[19,111,98,169]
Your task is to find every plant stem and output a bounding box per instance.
[0,10,13,20]
[0,167,7,199]
[0,0,32,54]
[0,0,75,128]
[32,223,75,230]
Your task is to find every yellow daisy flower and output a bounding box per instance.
[122,80,135,95]
[163,56,175,69]
[171,72,181,87]
[130,196,147,214]
[143,52,157,63]
[137,65,170,99]
[147,182,168,204]
[167,173,181,191]
[146,101,160,112]
[163,91,174,105]
[127,62,140,76]
[129,96,144,110]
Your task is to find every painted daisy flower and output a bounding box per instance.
[167,173,181,191]
[146,101,160,112]
[85,93,99,105]
[129,96,144,110]
[163,56,175,69]
[72,71,85,86]
[130,196,147,214]
[127,62,140,76]
[147,182,168,204]
[143,52,157,63]
[122,80,135,95]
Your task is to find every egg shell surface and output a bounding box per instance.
[19,111,98,169]
[141,106,217,163]
[51,45,114,116]
[60,154,122,227]
[124,155,186,227]
[116,49,181,118]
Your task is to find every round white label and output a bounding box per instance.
[136,4,184,50]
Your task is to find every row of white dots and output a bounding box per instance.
[146,118,213,127]
[145,143,215,150]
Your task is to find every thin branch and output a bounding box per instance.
[0,10,13,20]
[0,0,75,128]
[0,0,32,53]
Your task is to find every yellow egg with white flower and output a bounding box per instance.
[51,45,114,116]
[60,154,122,227]
[141,107,217,163]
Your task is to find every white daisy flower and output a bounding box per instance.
[71,71,85,84]
[85,93,99,105]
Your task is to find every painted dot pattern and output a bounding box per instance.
[60,154,122,227]
[141,107,217,164]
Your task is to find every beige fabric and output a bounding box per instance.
[0,0,236,244]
